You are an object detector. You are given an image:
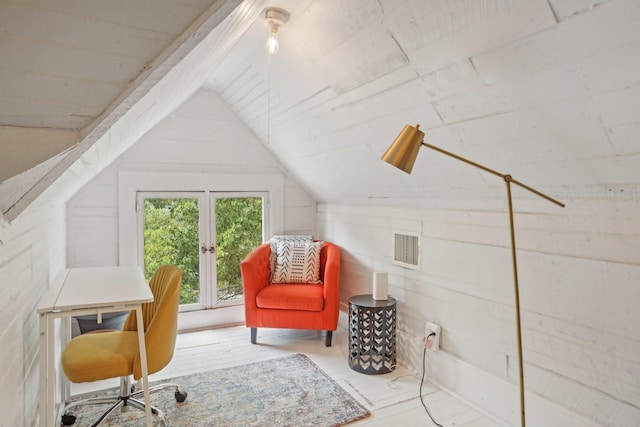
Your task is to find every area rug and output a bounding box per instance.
[66,353,370,426]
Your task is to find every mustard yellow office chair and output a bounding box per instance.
[60,265,186,426]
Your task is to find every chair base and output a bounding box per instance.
[61,376,187,427]
[250,327,333,347]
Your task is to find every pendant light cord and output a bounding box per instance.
[267,52,271,146]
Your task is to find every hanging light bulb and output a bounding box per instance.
[266,26,279,54]
[264,8,289,55]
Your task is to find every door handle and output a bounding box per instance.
[201,245,208,254]
[209,245,216,253]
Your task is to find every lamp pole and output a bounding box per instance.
[382,125,564,427]
[505,175,526,427]
[420,143,564,427]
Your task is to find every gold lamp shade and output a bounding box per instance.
[381,124,425,174]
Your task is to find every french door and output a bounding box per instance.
[137,191,266,311]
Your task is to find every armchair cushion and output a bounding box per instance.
[256,284,324,311]
[272,240,323,284]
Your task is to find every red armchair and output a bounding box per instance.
[240,241,340,346]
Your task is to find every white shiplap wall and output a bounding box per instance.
[0,204,66,426]
[67,89,316,268]
[317,199,640,426]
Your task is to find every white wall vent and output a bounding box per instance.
[392,230,421,270]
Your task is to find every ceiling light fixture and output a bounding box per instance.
[382,124,565,427]
[264,7,289,55]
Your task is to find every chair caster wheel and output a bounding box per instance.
[175,391,188,402]
[61,413,76,425]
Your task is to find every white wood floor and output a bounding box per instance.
[72,325,500,427]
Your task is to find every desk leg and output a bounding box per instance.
[62,317,71,403]
[39,313,48,427]
[47,314,56,426]
[135,306,152,427]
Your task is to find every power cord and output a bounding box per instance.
[420,333,443,427]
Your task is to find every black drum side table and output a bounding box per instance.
[348,294,396,374]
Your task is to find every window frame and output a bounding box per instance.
[136,190,267,311]
[118,171,284,267]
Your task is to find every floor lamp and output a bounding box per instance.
[381,124,564,427]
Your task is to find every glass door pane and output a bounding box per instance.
[213,195,264,304]
[141,195,204,307]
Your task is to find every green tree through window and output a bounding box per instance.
[143,196,262,305]
[143,198,200,304]
[216,197,263,301]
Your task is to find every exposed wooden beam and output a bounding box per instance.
[1,0,256,222]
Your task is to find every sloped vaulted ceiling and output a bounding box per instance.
[204,0,639,211]
[0,0,255,222]
[1,0,639,222]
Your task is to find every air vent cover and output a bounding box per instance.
[392,230,421,270]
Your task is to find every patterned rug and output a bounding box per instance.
[66,353,371,426]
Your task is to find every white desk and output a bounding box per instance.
[37,266,154,427]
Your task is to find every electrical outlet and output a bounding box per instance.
[425,321,441,351]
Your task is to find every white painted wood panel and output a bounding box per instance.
[547,0,606,20]
[0,203,66,426]
[0,2,173,57]
[0,0,221,132]
[0,38,147,84]
[318,201,640,426]
[389,0,556,76]
[473,0,640,84]
[0,126,77,183]
[317,24,409,94]
[67,89,316,268]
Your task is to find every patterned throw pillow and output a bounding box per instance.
[272,240,324,284]
[269,235,312,274]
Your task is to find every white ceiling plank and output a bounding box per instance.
[337,65,419,107]
[428,94,620,150]
[0,2,175,58]
[387,0,557,75]
[0,149,73,213]
[0,127,77,183]
[594,84,640,126]
[283,0,384,61]
[473,0,640,85]
[339,60,483,124]
[606,123,640,156]
[8,0,210,34]
[547,0,612,20]
[223,67,266,112]
[0,38,148,84]
[425,101,622,178]
[0,69,123,112]
[317,24,409,94]
[433,49,634,125]
[0,99,100,129]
